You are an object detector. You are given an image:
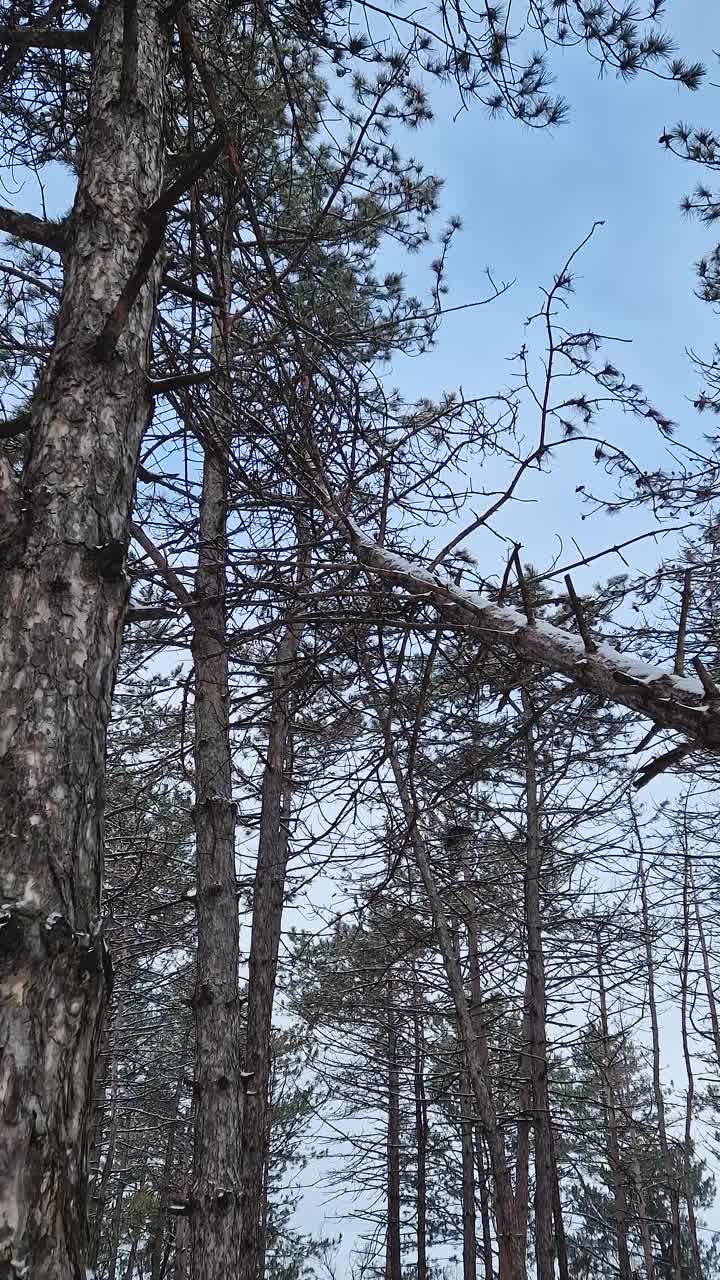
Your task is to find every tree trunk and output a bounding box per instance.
[474,1128,495,1280]
[690,870,720,1073]
[189,211,243,1276]
[376,730,525,1280]
[597,938,632,1280]
[460,1067,478,1280]
[680,852,704,1279]
[522,705,555,1280]
[0,3,168,1274]
[385,972,402,1280]
[514,985,532,1260]
[637,852,683,1280]
[238,610,304,1280]
[630,1155,655,1280]
[150,1026,192,1280]
[412,981,428,1280]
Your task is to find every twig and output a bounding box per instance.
[564,574,596,653]
[674,569,692,676]
[513,548,535,625]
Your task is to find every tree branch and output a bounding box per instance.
[0,24,93,51]
[345,521,720,750]
[0,205,67,253]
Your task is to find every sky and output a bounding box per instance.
[379,1,719,593]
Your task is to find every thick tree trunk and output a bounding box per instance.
[238,614,303,1280]
[189,220,243,1276]
[385,973,402,1280]
[0,3,168,1275]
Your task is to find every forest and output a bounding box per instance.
[1,1,720,1278]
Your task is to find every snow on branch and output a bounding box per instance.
[348,523,720,750]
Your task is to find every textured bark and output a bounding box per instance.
[0,3,168,1275]
[238,616,303,1280]
[189,234,243,1276]
[385,974,402,1280]
[596,941,632,1280]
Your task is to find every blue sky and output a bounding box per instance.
[382,2,719,590]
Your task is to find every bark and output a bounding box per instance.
[347,525,720,748]
[596,939,632,1280]
[238,611,304,1280]
[522,706,555,1280]
[638,853,683,1280]
[412,980,428,1280]
[0,3,168,1275]
[385,973,402,1280]
[189,209,243,1276]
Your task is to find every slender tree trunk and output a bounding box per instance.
[189,207,243,1277]
[638,852,683,1280]
[550,1126,569,1280]
[150,1026,192,1280]
[379,738,525,1280]
[630,1155,656,1280]
[597,938,632,1280]
[680,852,704,1279]
[412,978,429,1280]
[460,1067,478,1280]
[474,1128,495,1280]
[514,986,532,1259]
[522,704,555,1280]
[238,607,304,1280]
[466,881,511,1280]
[0,4,168,1274]
[385,972,402,1280]
[690,870,720,1073]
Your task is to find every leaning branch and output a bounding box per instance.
[346,522,720,749]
